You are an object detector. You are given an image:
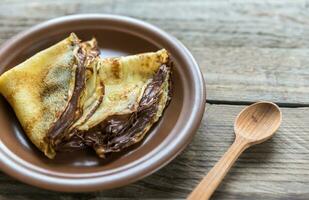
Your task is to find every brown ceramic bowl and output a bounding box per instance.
[0,14,206,192]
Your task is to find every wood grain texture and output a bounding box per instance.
[0,0,308,103]
[1,104,308,199]
[0,0,308,199]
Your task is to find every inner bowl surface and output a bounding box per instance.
[0,14,205,192]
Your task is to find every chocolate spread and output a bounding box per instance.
[46,47,86,147]
[46,42,100,147]
[55,64,172,158]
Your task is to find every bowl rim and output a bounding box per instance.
[0,14,206,192]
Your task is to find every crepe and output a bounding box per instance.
[58,50,172,158]
[0,34,172,159]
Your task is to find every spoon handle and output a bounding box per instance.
[188,137,249,200]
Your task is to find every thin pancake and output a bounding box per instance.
[0,34,81,158]
[78,49,169,131]
[56,63,172,158]
[55,50,172,158]
[0,33,172,159]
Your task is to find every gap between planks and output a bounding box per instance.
[207,99,309,108]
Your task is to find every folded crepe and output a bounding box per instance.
[0,33,172,159]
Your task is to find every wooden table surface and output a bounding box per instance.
[0,0,308,199]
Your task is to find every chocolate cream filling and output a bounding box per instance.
[46,47,86,147]
[46,41,100,147]
[55,63,172,158]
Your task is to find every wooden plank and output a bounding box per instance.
[0,1,308,199]
[1,104,308,199]
[0,0,309,104]
[197,47,309,104]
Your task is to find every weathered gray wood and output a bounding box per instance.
[0,0,309,199]
[1,104,308,199]
[0,0,309,103]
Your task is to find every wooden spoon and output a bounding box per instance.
[188,101,282,200]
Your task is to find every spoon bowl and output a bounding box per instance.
[234,102,282,144]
